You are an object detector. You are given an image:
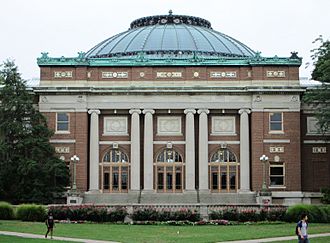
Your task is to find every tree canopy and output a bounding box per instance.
[303,37,330,134]
[0,60,69,204]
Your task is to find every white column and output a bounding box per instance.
[184,109,196,191]
[143,109,155,191]
[88,109,101,191]
[239,108,251,192]
[129,109,141,191]
[198,109,209,191]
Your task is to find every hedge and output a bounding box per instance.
[0,201,15,220]
[285,204,330,223]
[16,204,46,222]
[132,208,200,222]
[48,205,127,222]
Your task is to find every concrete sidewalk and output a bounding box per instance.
[218,232,330,243]
[1,230,330,243]
[0,231,120,243]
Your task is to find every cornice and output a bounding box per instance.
[37,52,302,67]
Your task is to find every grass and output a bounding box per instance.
[0,220,330,243]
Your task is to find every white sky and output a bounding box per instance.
[1,0,329,80]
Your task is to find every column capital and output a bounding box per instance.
[197,109,210,115]
[238,108,251,115]
[88,109,101,115]
[184,109,196,115]
[142,109,155,115]
[129,109,141,115]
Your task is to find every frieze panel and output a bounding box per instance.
[270,146,284,153]
[156,72,182,78]
[55,146,70,154]
[312,147,327,154]
[102,72,128,79]
[211,116,236,135]
[104,117,128,135]
[266,70,286,78]
[157,116,182,135]
[54,71,73,78]
[210,71,236,78]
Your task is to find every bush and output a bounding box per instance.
[222,207,239,221]
[321,188,330,204]
[16,204,46,222]
[267,207,286,221]
[0,201,15,220]
[209,210,223,220]
[48,205,127,223]
[285,204,330,223]
[131,208,200,222]
[238,209,258,222]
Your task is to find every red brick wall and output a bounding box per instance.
[301,114,330,191]
[43,111,89,191]
[251,111,301,191]
[40,66,300,83]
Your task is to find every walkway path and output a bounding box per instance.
[218,232,330,243]
[0,231,119,243]
[1,230,330,243]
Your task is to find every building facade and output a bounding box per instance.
[36,13,329,205]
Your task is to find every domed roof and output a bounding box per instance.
[86,13,255,59]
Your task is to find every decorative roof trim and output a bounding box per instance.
[37,52,302,67]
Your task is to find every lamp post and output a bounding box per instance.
[70,155,80,191]
[259,154,269,192]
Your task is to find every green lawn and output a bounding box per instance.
[0,220,330,243]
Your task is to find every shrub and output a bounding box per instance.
[321,188,330,204]
[222,207,239,221]
[132,208,158,221]
[285,204,330,223]
[209,210,223,220]
[238,209,258,222]
[16,204,46,222]
[0,201,15,220]
[48,205,127,223]
[131,208,200,222]
[267,207,286,221]
[107,207,127,222]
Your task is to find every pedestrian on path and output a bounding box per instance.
[45,212,55,239]
[297,213,309,243]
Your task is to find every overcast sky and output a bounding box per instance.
[1,0,329,80]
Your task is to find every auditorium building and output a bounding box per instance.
[36,12,329,205]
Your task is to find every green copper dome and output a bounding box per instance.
[86,13,255,59]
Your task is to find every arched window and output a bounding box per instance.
[101,149,129,192]
[155,148,184,192]
[209,148,239,192]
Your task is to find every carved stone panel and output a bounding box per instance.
[211,116,236,135]
[157,116,182,135]
[104,117,128,135]
[102,72,128,79]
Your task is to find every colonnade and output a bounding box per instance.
[88,108,251,192]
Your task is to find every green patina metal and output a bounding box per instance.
[37,51,302,67]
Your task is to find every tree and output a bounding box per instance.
[0,60,69,204]
[303,36,330,134]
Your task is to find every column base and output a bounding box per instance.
[86,189,101,194]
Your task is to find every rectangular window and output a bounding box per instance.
[103,173,110,190]
[269,112,283,132]
[269,163,285,187]
[56,113,69,133]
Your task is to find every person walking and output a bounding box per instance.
[45,212,55,239]
[297,213,309,243]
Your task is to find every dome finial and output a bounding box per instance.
[168,9,173,15]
